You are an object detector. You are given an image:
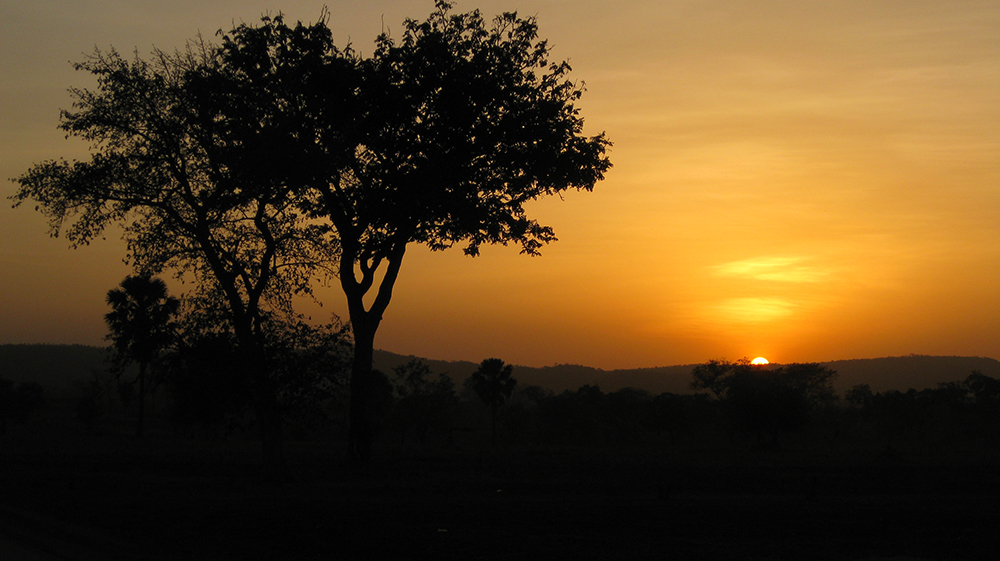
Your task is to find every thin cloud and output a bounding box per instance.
[710,297,798,324]
[713,256,829,283]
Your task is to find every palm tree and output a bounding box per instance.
[469,358,517,446]
[105,275,179,437]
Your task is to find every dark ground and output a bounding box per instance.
[2,423,998,561]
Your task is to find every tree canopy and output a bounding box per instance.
[691,358,838,440]
[13,1,611,466]
[214,2,610,462]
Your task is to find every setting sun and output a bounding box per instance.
[751,357,769,365]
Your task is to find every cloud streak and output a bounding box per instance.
[712,256,830,283]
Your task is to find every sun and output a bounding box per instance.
[751,357,769,365]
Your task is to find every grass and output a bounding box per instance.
[2,406,999,560]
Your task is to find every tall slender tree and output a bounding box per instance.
[105,274,179,437]
[469,358,518,445]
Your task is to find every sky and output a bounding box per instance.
[1,0,997,369]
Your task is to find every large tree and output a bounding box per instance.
[15,2,610,467]
[12,40,334,475]
[219,2,611,464]
[105,274,180,437]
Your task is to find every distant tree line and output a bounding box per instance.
[844,371,1000,450]
[10,349,1000,458]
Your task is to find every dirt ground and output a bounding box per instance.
[2,428,998,561]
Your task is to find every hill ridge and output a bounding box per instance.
[3,344,997,396]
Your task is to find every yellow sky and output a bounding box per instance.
[1,1,997,369]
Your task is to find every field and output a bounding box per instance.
[2,406,998,561]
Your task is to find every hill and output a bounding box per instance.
[0,344,112,393]
[371,351,695,394]
[818,355,1000,393]
[3,344,997,397]
[374,351,1000,396]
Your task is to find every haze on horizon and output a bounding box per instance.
[1,1,997,370]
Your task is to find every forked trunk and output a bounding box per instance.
[342,242,406,469]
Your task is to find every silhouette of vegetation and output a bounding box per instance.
[12,28,336,476]
[0,377,45,435]
[844,371,1000,450]
[691,358,838,442]
[467,358,517,445]
[105,274,179,437]
[75,371,106,433]
[161,329,246,437]
[162,303,352,441]
[212,2,611,464]
[390,359,459,445]
[14,2,609,468]
[2,346,1000,560]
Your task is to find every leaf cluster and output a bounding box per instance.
[104,274,180,371]
[468,357,518,409]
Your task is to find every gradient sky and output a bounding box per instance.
[2,1,997,369]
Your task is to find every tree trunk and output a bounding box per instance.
[137,361,146,438]
[348,324,376,468]
[341,242,406,469]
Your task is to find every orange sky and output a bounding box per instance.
[2,1,997,369]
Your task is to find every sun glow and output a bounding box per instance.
[751,357,769,365]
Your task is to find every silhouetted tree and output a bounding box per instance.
[468,358,518,445]
[537,385,606,445]
[500,384,552,443]
[163,303,352,440]
[391,359,458,445]
[845,383,874,409]
[218,3,611,464]
[605,387,653,443]
[690,359,837,443]
[965,370,1000,404]
[13,36,336,476]
[690,359,739,400]
[265,315,353,438]
[105,274,179,437]
[16,3,609,468]
[162,329,247,437]
[725,369,812,442]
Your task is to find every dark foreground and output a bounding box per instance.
[2,430,998,561]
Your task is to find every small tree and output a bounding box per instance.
[469,358,517,445]
[391,359,458,445]
[105,274,179,437]
[690,359,742,400]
